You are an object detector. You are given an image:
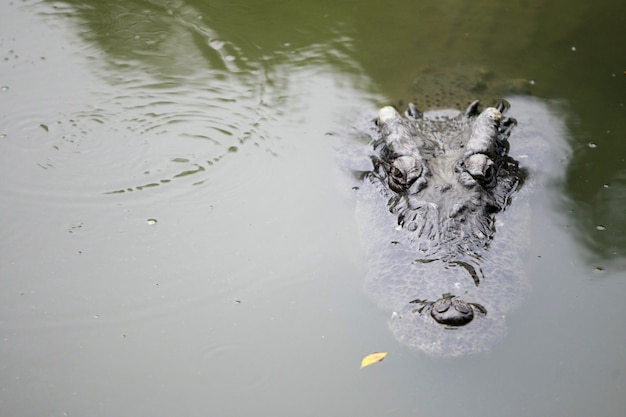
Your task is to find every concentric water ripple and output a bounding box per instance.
[2,2,284,208]
[1,0,369,345]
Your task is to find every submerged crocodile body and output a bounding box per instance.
[351,99,536,355]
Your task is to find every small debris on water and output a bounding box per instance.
[68,222,83,233]
[360,352,388,369]
[209,39,224,50]
[588,142,597,148]
[596,225,606,231]
[146,218,158,225]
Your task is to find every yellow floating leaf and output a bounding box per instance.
[360,351,388,369]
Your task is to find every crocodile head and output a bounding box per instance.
[367,101,526,326]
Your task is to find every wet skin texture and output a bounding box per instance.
[365,100,525,329]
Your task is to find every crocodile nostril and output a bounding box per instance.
[430,298,475,326]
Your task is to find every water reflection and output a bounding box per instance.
[4,0,619,338]
[24,0,368,202]
[1,0,376,324]
[2,0,626,416]
[567,168,626,269]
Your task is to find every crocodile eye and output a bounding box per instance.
[388,156,423,192]
[483,164,494,182]
[391,166,404,179]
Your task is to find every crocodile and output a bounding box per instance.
[350,99,535,356]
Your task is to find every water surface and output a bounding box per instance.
[1,1,625,416]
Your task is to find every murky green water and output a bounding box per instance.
[1,0,625,416]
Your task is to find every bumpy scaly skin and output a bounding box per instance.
[371,101,522,263]
[358,101,528,355]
